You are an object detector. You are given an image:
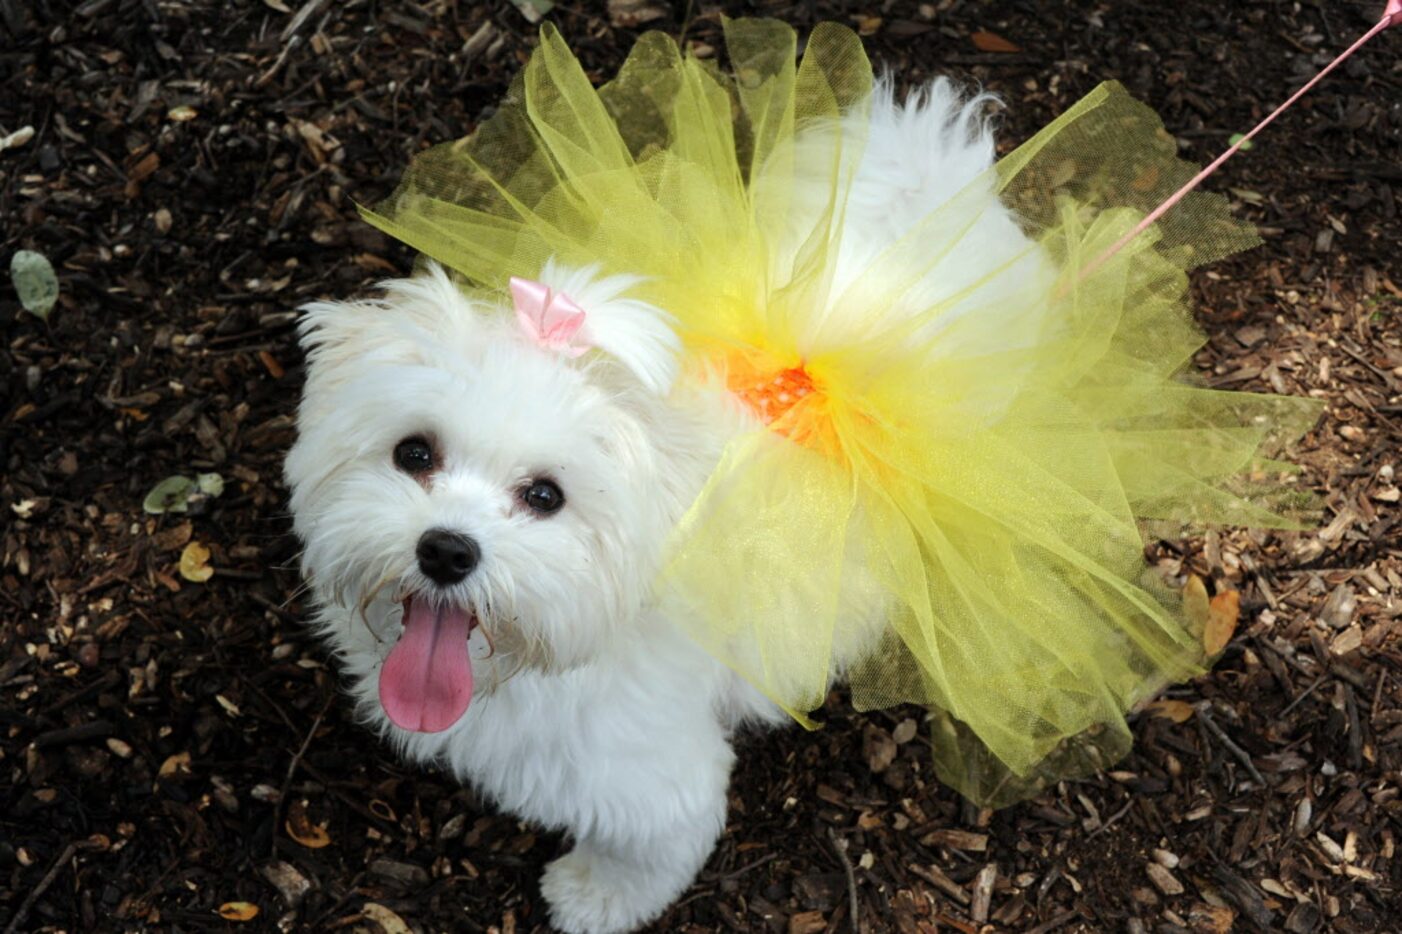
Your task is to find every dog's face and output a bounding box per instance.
[286,264,708,733]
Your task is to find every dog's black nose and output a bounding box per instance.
[416,529,480,585]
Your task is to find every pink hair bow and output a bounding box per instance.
[510,277,591,358]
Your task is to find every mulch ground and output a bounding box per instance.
[3,1,1401,932]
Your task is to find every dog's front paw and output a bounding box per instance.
[541,847,671,934]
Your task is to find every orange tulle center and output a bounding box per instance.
[726,353,841,454]
[729,361,816,424]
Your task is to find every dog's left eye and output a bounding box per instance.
[521,479,565,516]
[393,437,434,474]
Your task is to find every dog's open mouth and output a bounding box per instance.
[377,594,478,733]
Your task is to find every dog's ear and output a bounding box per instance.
[296,263,487,379]
[298,261,680,395]
[536,261,681,396]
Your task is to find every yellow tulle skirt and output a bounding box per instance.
[362,19,1320,805]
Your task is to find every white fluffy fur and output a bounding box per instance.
[286,79,1031,933]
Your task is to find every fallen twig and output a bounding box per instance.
[1278,674,1326,717]
[281,0,330,42]
[271,694,334,859]
[33,719,114,749]
[1025,909,1080,934]
[704,850,780,883]
[1343,683,1364,771]
[1087,798,1135,839]
[4,842,80,934]
[39,669,122,717]
[909,861,970,905]
[826,827,860,934]
[1196,704,1267,788]
[254,34,302,89]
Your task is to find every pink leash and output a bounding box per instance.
[1076,0,1400,282]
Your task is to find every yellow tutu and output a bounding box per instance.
[362,20,1320,805]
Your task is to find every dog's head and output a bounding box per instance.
[285,262,709,733]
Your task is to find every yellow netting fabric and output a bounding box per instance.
[361,19,1320,806]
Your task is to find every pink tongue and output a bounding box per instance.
[378,599,474,733]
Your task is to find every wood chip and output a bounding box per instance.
[970,863,998,923]
[1329,623,1363,656]
[908,863,970,904]
[1146,862,1184,896]
[787,910,827,934]
[1320,584,1356,628]
[863,723,897,773]
[919,828,988,852]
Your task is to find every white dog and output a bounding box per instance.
[285,78,1028,933]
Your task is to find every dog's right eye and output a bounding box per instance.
[393,437,434,474]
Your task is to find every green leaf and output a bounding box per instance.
[10,250,59,320]
[197,473,225,497]
[144,476,196,514]
[1227,133,1254,151]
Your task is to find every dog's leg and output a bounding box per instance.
[539,727,733,934]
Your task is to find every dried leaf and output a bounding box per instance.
[1131,164,1161,192]
[167,105,198,122]
[1182,574,1211,638]
[360,902,412,934]
[158,751,192,780]
[179,541,214,583]
[1146,699,1196,724]
[286,799,332,848]
[217,902,260,922]
[258,350,285,379]
[853,14,882,36]
[127,151,160,183]
[151,521,194,552]
[970,30,1020,52]
[1188,902,1236,933]
[353,253,398,274]
[11,250,59,320]
[1204,589,1240,655]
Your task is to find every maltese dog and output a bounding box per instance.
[286,78,1021,933]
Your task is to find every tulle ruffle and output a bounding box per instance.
[362,19,1319,805]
